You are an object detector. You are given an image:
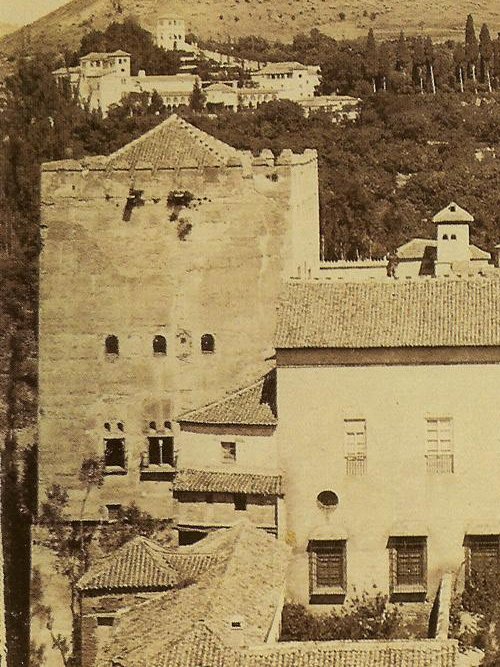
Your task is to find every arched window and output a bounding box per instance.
[201,333,215,354]
[153,335,167,355]
[105,335,119,355]
[442,234,449,240]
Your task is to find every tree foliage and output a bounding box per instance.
[281,593,404,642]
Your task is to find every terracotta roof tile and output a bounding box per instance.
[105,114,242,171]
[98,522,290,666]
[178,372,277,426]
[174,469,283,495]
[78,537,218,592]
[275,277,500,349]
[433,202,474,223]
[78,537,179,592]
[396,238,490,261]
[241,639,458,667]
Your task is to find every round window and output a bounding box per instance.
[317,491,339,509]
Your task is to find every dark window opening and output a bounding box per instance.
[97,616,115,627]
[466,535,500,583]
[104,438,126,469]
[451,234,457,240]
[222,441,236,462]
[390,537,427,592]
[317,490,339,508]
[123,188,145,222]
[442,234,449,240]
[153,335,167,355]
[106,504,122,521]
[105,335,119,355]
[309,540,346,593]
[234,494,247,511]
[148,436,174,466]
[201,333,215,353]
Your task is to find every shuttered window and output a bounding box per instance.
[390,537,427,592]
[309,540,346,592]
[466,535,500,581]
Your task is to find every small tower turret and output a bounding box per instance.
[433,202,473,276]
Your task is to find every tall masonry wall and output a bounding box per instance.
[39,148,319,519]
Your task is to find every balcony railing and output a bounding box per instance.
[345,455,366,476]
[426,453,454,474]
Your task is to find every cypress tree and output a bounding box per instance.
[453,42,466,93]
[365,28,378,92]
[424,36,436,94]
[378,42,392,91]
[395,30,409,73]
[413,37,426,93]
[465,14,479,91]
[479,23,493,92]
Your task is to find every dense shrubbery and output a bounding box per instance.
[281,594,406,641]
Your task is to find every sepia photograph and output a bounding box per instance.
[0,0,499,665]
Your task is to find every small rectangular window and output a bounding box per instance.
[344,419,366,475]
[389,537,427,593]
[106,504,122,521]
[426,418,453,473]
[221,441,236,462]
[104,438,126,471]
[466,535,500,582]
[148,436,174,466]
[234,494,247,511]
[97,616,115,627]
[309,540,346,595]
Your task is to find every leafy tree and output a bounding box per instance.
[189,80,207,111]
[453,43,466,93]
[479,23,493,92]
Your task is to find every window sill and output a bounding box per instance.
[141,464,175,473]
[104,466,127,476]
[392,584,426,594]
[310,590,346,605]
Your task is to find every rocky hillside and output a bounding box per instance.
[0,0,498,58]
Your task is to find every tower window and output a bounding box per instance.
[148,436,174,466]
[105,335,119,355]
[104,438,126,471]
[153,335,167,355]
[221,441,236,462]
[451,234,457,240]
[442,234,449,240]
[201,333,215,353]
[234,494,247,511]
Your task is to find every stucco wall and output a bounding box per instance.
[275,362,500,605]
[175,492,277,529]
[178,425,278,474]
[39,152,319,519]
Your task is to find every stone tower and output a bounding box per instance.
[38,115,320,519]
[433,202,473,276]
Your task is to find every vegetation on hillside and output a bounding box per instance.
[204,16,500,95]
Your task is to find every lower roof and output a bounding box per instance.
[174,468,283,496]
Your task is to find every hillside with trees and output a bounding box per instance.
[0,0,497,61]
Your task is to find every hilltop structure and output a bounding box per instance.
[38,114,500,630]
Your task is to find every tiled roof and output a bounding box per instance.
[77,537,220,592]
[174,468,283,495]
[396,238,490,261]
[98,521,290,667]
[257,61,310,73]
[77,537,179,592]
[433,202,474,223]
[240,639,458,667]
[105,114,242,171]
[178,372,277,426]
[275,278,500,349]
